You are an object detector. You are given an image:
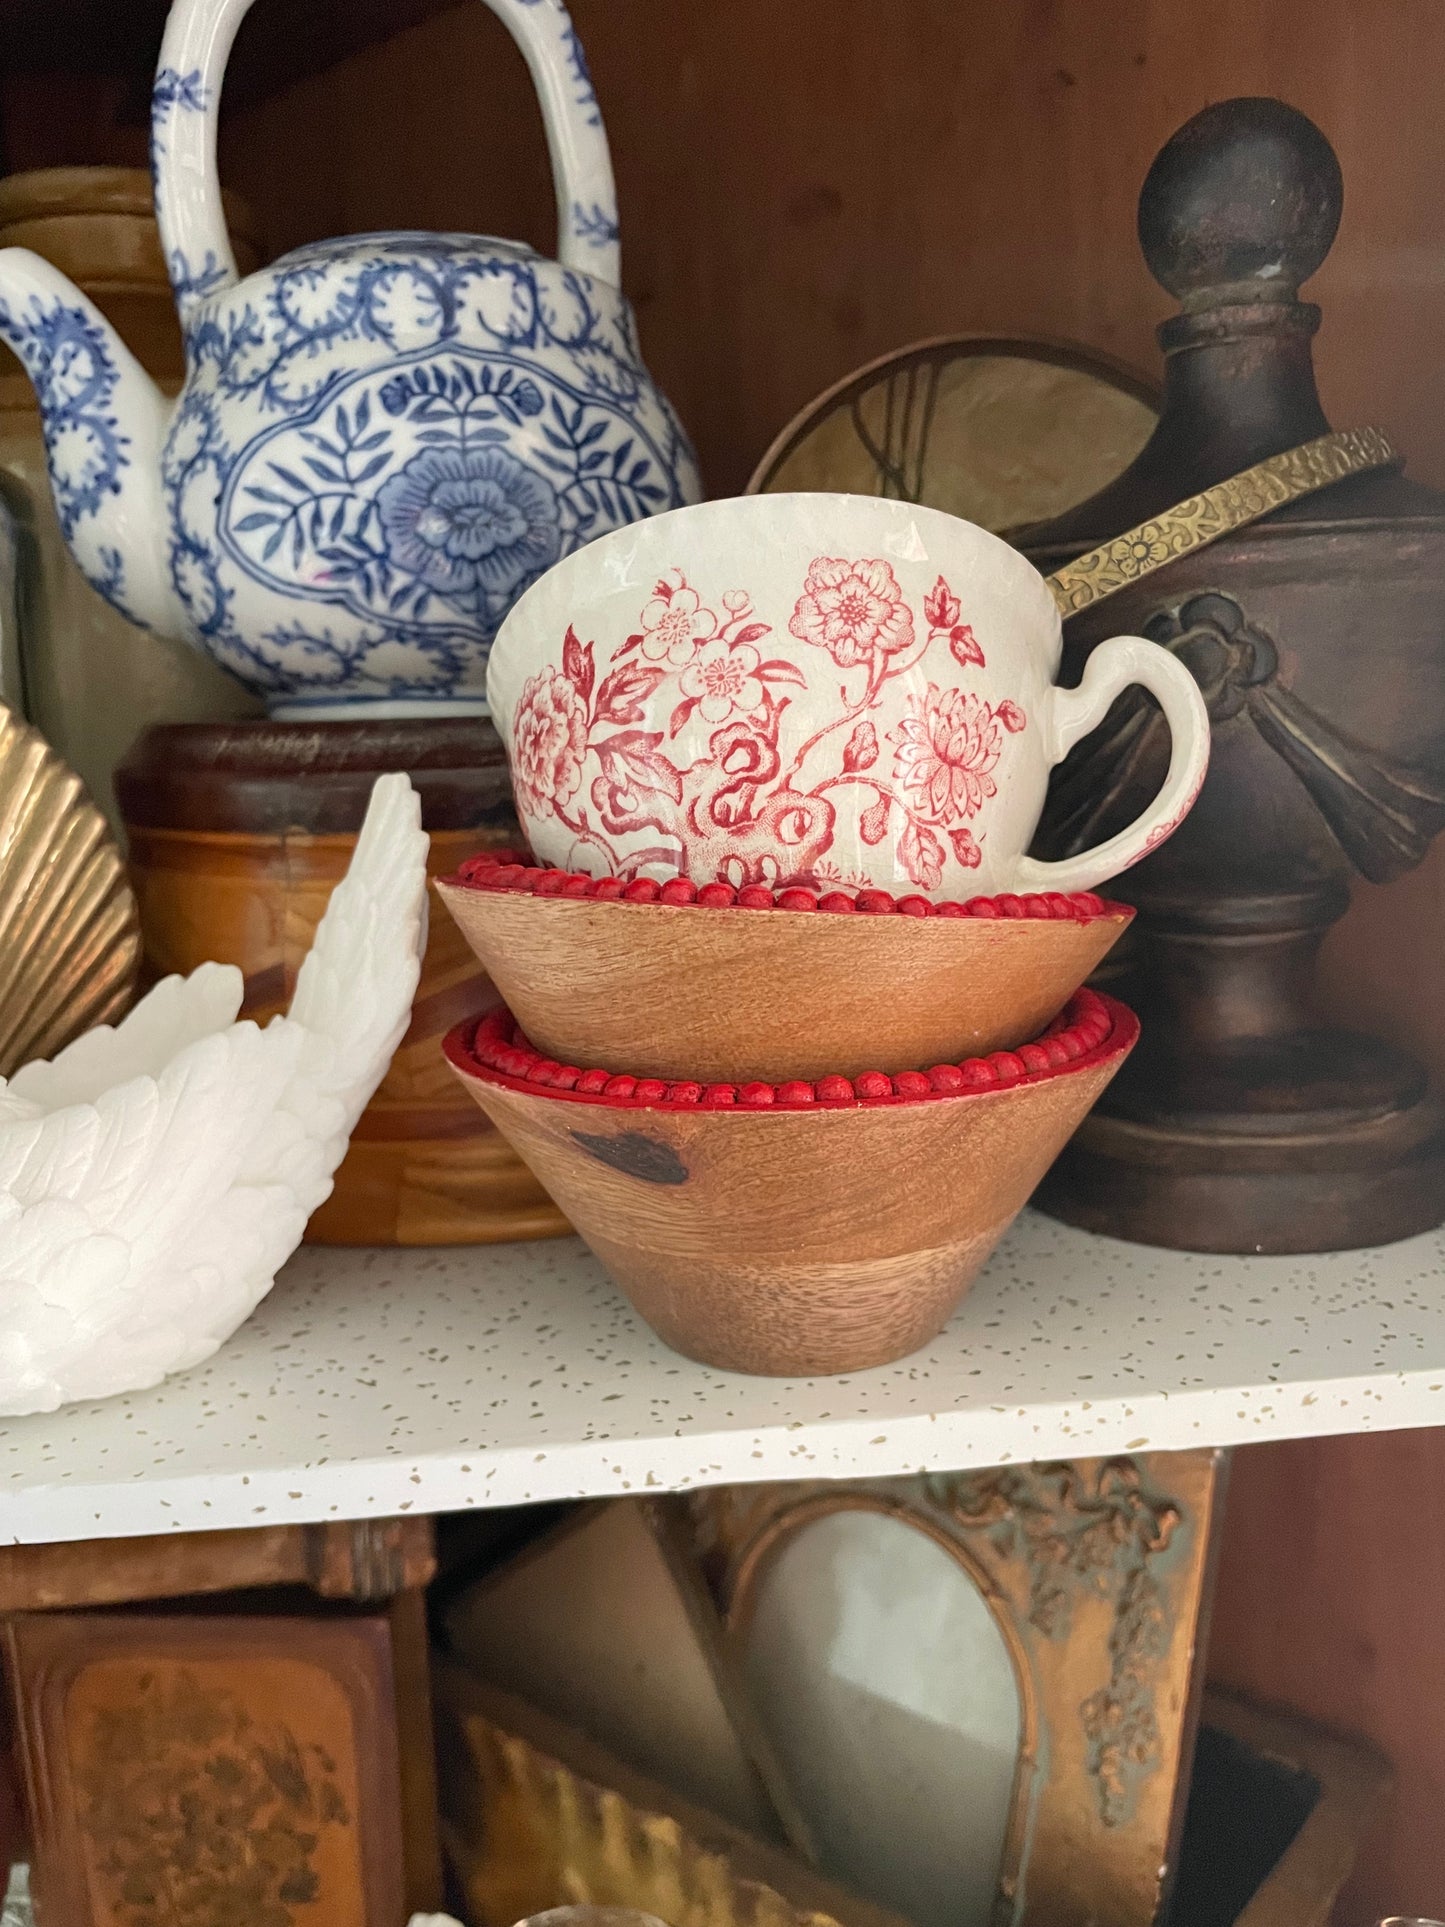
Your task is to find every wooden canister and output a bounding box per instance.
[115,719,569,1247]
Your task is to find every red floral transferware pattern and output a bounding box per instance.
[506,559,1029,891]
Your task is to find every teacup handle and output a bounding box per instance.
[1013,635,1211,894]
[153,0,621,331]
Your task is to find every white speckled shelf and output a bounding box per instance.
[2,1212,1444,1544]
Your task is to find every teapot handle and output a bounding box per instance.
[152,0,622,329]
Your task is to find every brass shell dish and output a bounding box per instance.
[0,701,140,1076]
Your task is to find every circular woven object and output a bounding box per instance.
[748,334,1159,533]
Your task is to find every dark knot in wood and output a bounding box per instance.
[570,1130,690,1185]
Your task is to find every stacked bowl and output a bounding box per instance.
[439,496,1210,1376]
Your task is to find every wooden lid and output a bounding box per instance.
[115,719,518,836]
[0,166,264,279]
[0,166,265,395]
[0,167,167,226]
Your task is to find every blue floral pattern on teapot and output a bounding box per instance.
[0,0,700,717]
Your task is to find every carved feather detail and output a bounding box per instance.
[0,772,427,1415]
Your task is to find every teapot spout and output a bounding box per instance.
[0,248,184,637]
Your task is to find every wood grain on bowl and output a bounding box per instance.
[437,869,1131,1084]
[443,993,1137,1376]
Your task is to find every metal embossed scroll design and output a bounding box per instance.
[927,1458,1182,1828]
[1043,427,1398,619]
[76,1668,351,1926]
[1048,590,1445,884]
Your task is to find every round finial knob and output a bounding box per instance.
[1139,97,1343,305]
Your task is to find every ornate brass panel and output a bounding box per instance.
[674,1449,1226,1927]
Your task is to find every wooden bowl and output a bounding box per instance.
[436,858,1132,1083]
[443,989,1138,1376]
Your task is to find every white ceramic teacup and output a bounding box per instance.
[486,494,1209,899]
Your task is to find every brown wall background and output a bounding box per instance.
[9,0,1445,1912]
[216,0,1445,499]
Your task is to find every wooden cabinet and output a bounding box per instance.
[0,1,1442,1912]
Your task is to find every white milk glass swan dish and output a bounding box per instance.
[0,771,428,1415]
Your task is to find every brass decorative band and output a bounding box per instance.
[1044,426,1400,616]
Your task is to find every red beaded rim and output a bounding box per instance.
[442,850,1131,924]
[444,987,1136,1112]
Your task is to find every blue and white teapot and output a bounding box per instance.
[0,0,701,716]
